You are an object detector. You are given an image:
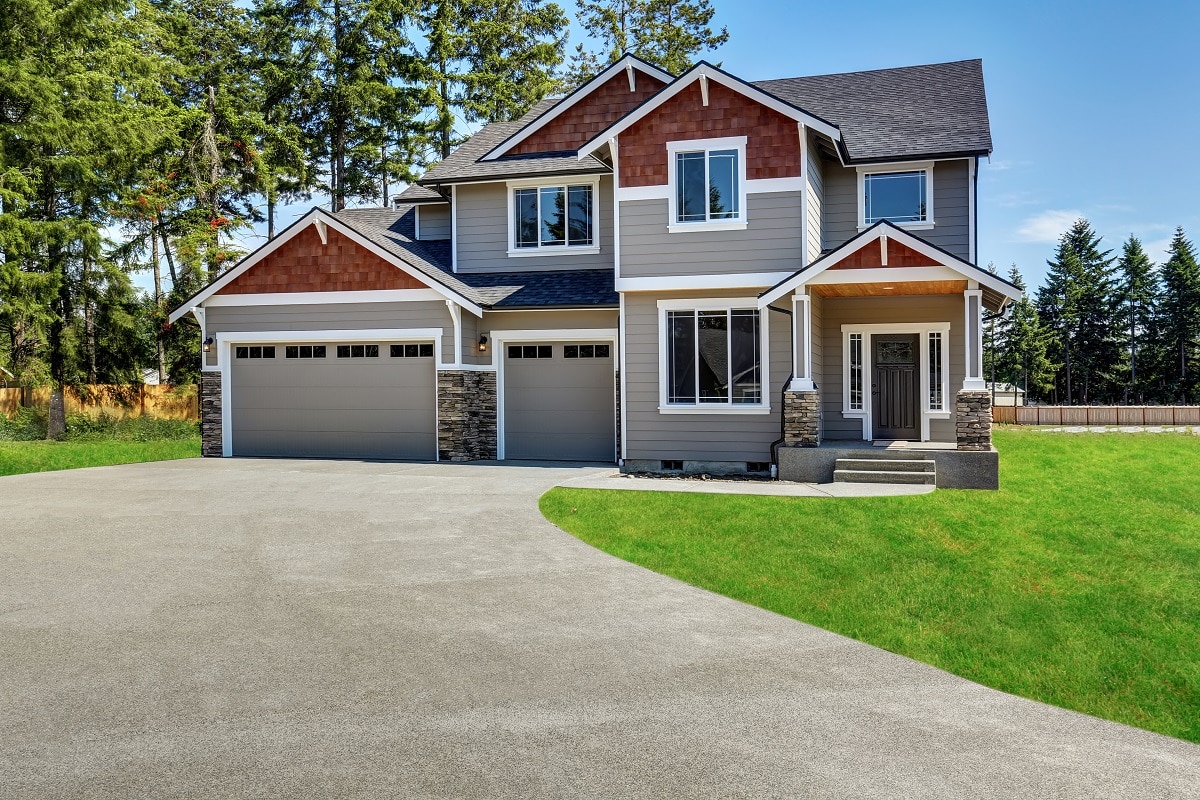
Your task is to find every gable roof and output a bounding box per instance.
[418,99,612,185]
[576,61,843,158]
[754,59,991,163]
[395,183,446,203]
[168,206,617,322]
[481,54,672,161]
[758,220,1021,310]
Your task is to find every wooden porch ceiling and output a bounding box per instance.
[809,280,968,298]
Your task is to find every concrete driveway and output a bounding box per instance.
[2,458,1198,798]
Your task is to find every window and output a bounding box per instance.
[512,183,595,252]
[507,345,553,359]
[390,343,434,358]
[235,346,275,359]
[667,137,747,232]
[928,332,944,411]
[666,309,761,405]
[285,345,327,359]
[336,344,379,358]
[859,164,933,227]
[848,333,864,411]
[564,344,610,359]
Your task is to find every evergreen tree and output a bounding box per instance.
[564,0,728,86]
[1115,235,1159,403]
[1157,227,1200,402]
[1003,267,1056,403]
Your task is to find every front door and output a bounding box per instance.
[872,334,919,440]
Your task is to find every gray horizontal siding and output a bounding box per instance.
[464,309,619,366]
[822,159,971,262]
[817,294,964,442]
[455,176,614,273]
[623,292,791,462]
[205,301,457,364]
[619,193,805,278]
[417,204,451,240]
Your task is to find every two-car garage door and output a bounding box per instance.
[230,341,437,460]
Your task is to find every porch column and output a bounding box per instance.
[962,288,985,390]
[790,291,814,390]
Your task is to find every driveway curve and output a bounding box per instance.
[2,458,1198,799]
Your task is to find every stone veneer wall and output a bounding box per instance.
[782,389,820,447]
[200,372,223,457]
[956,390,993,450]
[437,370,497,461]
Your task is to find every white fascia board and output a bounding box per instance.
[481,55,673,162]
[577,62,842,160]
[758,223,1023,307]
[616,272,794,293]
[168,208,483,323]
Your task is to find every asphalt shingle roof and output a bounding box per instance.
[335,206,617,309]
[395,183,447,203]
[418,99,612,185]
[754,59,991,163]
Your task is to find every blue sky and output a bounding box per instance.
[168,0,1199,295]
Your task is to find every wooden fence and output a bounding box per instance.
[0,385,199,420]
[992,405,1200,426]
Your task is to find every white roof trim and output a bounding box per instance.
[168,208,483,323]
[758,222,1022,307]
[577,61,842,160]
[481,55,673,162]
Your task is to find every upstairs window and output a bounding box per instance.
[859,164,933,228]
[511,182,596,253]
[667,137,747,233]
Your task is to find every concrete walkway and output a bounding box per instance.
[560,469,936,497]
[1,458,1197,798]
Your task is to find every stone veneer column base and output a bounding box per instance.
[956,390,993,450]
[200,372,223,457]
[783,389,821,447]
[437,370,497,461]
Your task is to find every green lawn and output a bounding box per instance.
[541,429,1200,743]
[0,438,201,477]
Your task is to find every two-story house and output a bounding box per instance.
[171,55,1020,488]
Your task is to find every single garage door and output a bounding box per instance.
[503,341,615,461]
[230,341,437,460]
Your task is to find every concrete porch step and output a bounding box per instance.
[835,458,936,473]
[833,469,936,485]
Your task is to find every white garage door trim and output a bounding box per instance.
[490,328,618,461]
[216,328,444,458]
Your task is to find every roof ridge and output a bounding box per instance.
[754,58,982,85]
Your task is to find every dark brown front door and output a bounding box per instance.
[872,334,919,440]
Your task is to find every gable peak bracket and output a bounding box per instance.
[626,64,636,92]
[313,218,328,246]
[699,73,709,107]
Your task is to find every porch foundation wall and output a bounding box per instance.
[437,370,497,461]
[956,390,993,450]
[200,372,223,457]
[777,445,999,490]
[783,390,820,446]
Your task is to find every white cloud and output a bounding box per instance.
[1143,237,1172,262]
[1015,209,1085,243]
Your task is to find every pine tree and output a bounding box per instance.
[1157,227,1200,403]
[1004,267,1056,403]
[1115,236,1159,403]
[564,0,728,86]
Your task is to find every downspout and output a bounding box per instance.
[767,304,794,478]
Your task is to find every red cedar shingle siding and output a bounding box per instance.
[829,237,936,270]
[509,72,667,155]
[218,225,426,294]
[618,80,802,188]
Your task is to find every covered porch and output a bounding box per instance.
[759,223,1020,487]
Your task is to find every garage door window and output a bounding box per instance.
[390,343,434,358]
[235,346,276,359]
[285,345,327,359]
[564,344,610,359]
[336,344,380,358]
[508,345,553,359]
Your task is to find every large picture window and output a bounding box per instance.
[513,183,594,250]
[858,164,933,228]
[666,308,761,405]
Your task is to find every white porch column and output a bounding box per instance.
[789,291,815,390]
[962,288,986,390]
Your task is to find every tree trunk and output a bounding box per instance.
[160,228,177,287]
[152,232,167,383]
[331,0,345,212]
[204,85,222,279]
[267,185,276,240]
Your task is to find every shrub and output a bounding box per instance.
[64,413,199,442]
[0,407,48,441]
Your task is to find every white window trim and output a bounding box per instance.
[505,176,601,257]
[856,161,934,231]
[666,136,749,234]
[840,322,951,442]
[656,297,770,414]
